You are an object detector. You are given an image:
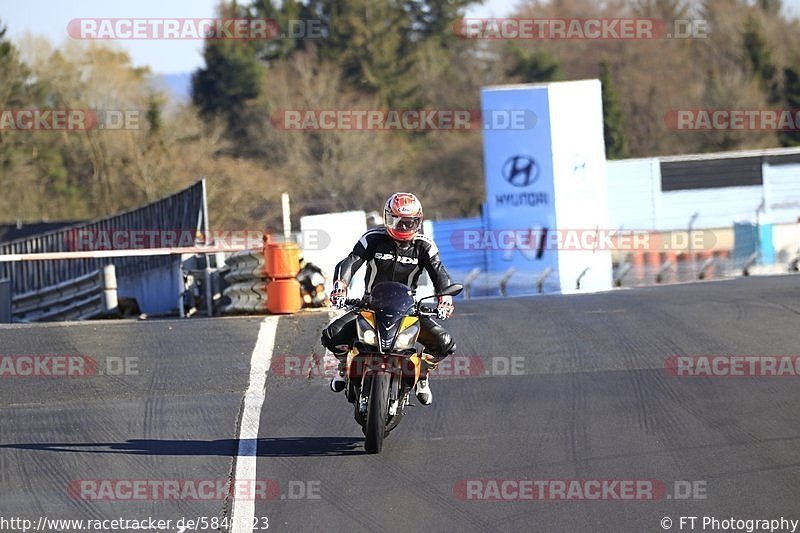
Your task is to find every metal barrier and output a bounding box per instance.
[0,180,206,297]
[0,279,10,323]
[742,253,758,276]
[613,262,632,287]
[12,265,118,322]
[535,267,553,294]
[462,268,482,300]
[498,267,516,296]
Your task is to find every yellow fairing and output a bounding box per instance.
[400,316,418,330]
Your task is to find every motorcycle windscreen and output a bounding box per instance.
[368,282,415,351]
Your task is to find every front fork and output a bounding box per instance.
[347,351,423,415]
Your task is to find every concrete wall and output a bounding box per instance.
[764,163,800,224]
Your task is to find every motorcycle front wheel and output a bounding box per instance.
[364,371,391,454]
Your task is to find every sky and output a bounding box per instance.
[1,0,518,74]
[4,0,800,74]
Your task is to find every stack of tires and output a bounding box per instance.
[222,241,303,314]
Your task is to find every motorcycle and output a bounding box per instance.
[342,280,463,453]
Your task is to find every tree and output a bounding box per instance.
[599,59,628,159]
[758,0,782,15]
[0,23,29,110]
[742,14,779,103]
[403,0,476,45]
[780,66,800,146]
[314,0,416,106]
[191,2,264,141]
[251,0,316,62]
[506,45,563,83]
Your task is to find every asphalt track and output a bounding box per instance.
[2,275,800,532]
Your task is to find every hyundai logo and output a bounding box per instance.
[502,155,539,187]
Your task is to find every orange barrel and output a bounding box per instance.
[265,242,300,279]
[266,278,302,314]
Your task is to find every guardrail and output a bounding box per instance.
[0,180,205,297]
[12,265,118,322]
[0,246,247,320]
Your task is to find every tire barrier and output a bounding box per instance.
[222,242,303,314]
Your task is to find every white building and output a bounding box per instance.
[607,146,800,232]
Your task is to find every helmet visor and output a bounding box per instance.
[385,213,422,233]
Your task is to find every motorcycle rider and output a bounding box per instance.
[321,192,456,405]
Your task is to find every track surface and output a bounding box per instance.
[2,276,800,532]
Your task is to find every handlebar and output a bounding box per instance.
[342,297,437,316]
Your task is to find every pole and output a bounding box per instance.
[282,192,291,241]
[688,212,699,278]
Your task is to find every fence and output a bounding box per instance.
[428,215,800,297]
[0,181,206,308]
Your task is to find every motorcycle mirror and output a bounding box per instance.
[439,283,463,297]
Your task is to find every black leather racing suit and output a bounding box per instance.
[321,227,456,359]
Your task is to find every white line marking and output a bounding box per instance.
[231,316,280,533]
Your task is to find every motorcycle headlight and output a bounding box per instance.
[395,323,420,349]
[357,316,378,346]
[362,328,377,346]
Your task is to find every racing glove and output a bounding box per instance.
[330,280,348,308]
[421,353,440,370]
[437,295,454,320]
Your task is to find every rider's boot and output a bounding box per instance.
[329,351,347,393]
[415,354,438,405]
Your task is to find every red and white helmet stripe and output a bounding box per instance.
[384,192,423,241]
